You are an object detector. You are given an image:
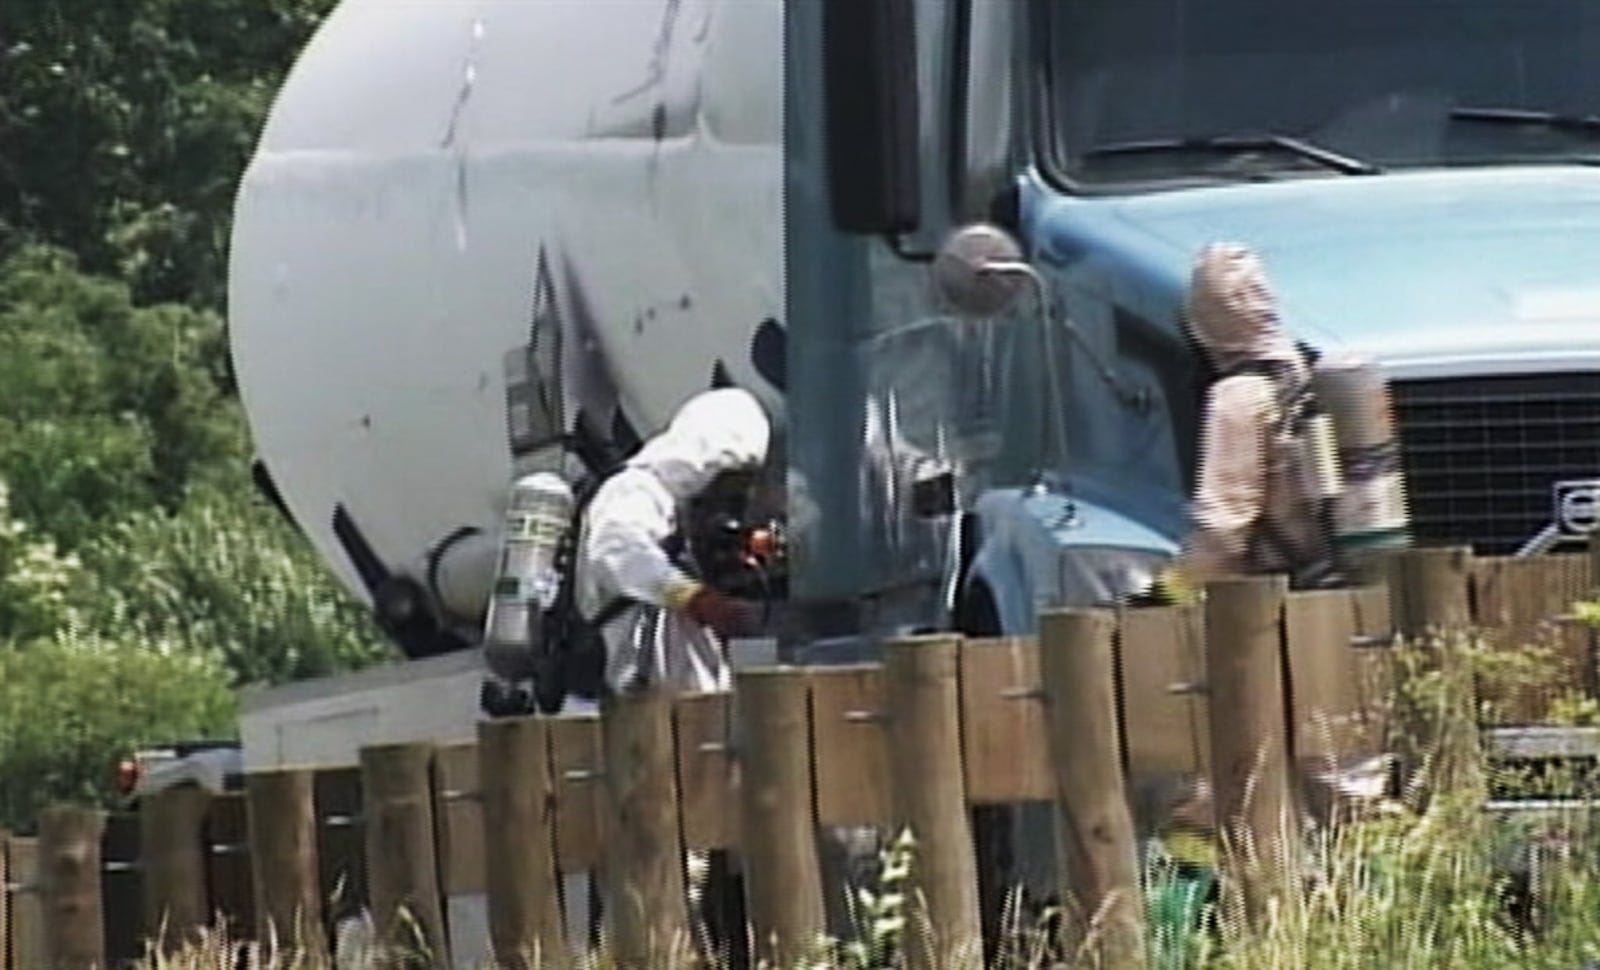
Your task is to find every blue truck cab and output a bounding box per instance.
[786,1,1600,645]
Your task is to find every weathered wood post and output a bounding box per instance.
[362,743,448,968]
[7,836,44,970]
[140,783,213,952]
[600,691,692,969]
[245,769,328,960]
[1388,545,1474,637]
[1387,546,1481,811]
[38,804,106,970]
[1,829,10,970]
[1589,529,1600,597]
[1038,609,1145,968]
[1204,575,1298,926]
[736,668,826,967]
[883,634,983,970]
[478,716,567,970]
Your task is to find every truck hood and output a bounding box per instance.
[1049,166,1600,378]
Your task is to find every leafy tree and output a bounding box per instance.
[0,244,244,548]
[0,479,84,643]
[0,633,237,833]
[1,0,337,310]
[0,0,405,835]
[81,485,394,686]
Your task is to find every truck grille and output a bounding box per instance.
[1390,372,1600,555]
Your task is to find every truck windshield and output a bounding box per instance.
[1042,0,1600,185]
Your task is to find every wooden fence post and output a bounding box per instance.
[1203,576,1297,926]
[737,668,826,967]
[101,811,142,965]
[1588,530,1600,596]
[1386,546,1483,811]
[1,829,9,970]
[1388,546,1474,639]
[38,804,105,970]
[7,837,43,970]
[362,743,448,968]
[883,634,982,970]
[478,716,567,970]
[1038,609,1145,969]
[141,783,212,952]
[600,692,692,969]
[245,769,328,961]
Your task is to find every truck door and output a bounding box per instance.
[784,1,1026,632]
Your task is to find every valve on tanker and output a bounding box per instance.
[480,472,575,687]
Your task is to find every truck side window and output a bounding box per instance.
[951,0,1015,224]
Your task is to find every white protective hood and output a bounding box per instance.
[575,387,771,694]
[622,387,771,502]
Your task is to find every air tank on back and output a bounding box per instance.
[1311,354,1413,557]
[481,472,575,682]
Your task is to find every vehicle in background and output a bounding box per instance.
[115,740,243,802]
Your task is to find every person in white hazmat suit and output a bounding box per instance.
[561,386,771,956]
[574,385,771,694]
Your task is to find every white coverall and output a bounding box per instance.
[557,388,769,954]
[574,386,771,695]
[1180,241,1328,581]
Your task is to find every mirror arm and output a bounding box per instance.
[976,260,1070,478]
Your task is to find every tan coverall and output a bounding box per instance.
[1163,244,1400,847]
[1179,241,1330,583]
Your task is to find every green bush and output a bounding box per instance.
[0,0,387,839]
[0,245,243,550]
[80,485,393,687]
[0,633,236,833]
[0,479,84,643]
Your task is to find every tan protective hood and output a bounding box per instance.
[1183,242,1304,372]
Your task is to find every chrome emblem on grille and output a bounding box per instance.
[1555,479,1600,535]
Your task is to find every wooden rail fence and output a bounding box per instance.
[1,547,1595,969]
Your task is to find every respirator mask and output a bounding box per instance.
[684,467,788,600]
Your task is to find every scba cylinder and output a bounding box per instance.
[1310,355,1412,552]
[481,472,575,682]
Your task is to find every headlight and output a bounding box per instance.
[1056,546,1173,608]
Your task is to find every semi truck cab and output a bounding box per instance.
[787,0,1600,650]
[228,0,1600,708]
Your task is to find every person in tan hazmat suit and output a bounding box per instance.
[1151,242,1405,887]
[1159,240,1339,597]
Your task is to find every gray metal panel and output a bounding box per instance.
[1485,726,1600,760]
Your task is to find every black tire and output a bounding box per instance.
[532,650,568,715]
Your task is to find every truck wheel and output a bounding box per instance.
[955,582,1001,637]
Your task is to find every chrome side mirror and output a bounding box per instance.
[931,222,1033,318]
